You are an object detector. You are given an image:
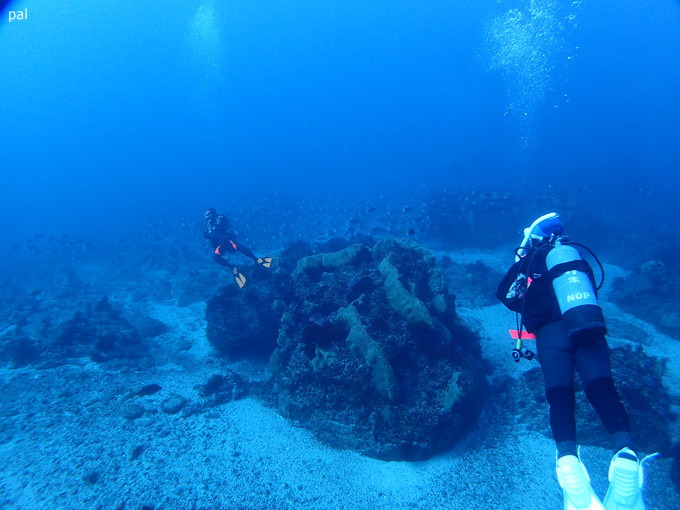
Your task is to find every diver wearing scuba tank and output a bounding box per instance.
[496,213,655,510]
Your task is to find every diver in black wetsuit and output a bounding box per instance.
[203,208,271,288]
[496,213,657,510]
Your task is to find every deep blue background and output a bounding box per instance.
[1,0,679,245]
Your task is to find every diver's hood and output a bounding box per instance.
[515,212,563,261]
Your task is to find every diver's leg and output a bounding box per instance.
[538,320,604,509]
[574,336,650,510]
[229,240,259,262]
[537,320,578,458]
[574,336,632,449]
[213,252,232,267]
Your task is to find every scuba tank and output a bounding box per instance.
[546,239,607,341]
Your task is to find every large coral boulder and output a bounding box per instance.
[270,238,488,460]
[205,261,292,359]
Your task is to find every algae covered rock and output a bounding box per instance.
[337,304,399,402]
[56,297,147,362]
[270,238,488,460]
[609,261,680,340]
[205,260,292,358]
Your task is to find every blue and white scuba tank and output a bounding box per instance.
[546,241,607,340]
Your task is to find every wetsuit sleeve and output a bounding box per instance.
[496,261,525,312]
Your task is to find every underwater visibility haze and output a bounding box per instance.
[1,1,680,509]
[1,0,678,243]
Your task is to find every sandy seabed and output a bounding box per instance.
[1,250,678,510]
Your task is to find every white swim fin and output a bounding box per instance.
[556,454,605,510]
[603,448,659,510]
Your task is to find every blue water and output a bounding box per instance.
[2,0,678,248]
[2,2,680,509]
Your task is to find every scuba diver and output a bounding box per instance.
[496,213,657,510]
[203,208,272,288]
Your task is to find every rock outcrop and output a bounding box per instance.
[268,238,488,460]
[205,260,291,359]
[56,297,151,362]
[610,261,680,340]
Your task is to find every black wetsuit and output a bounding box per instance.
[203,214,258,268]
[496,243,633,457]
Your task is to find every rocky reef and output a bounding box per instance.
[56,297,149,362]
[264,238,488,460]
[609,260,680,340]
[205,280,287,360]
[440,256,504,308]
[204,249,296,359]
[202,238,489,459]
[0,296,168,366]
